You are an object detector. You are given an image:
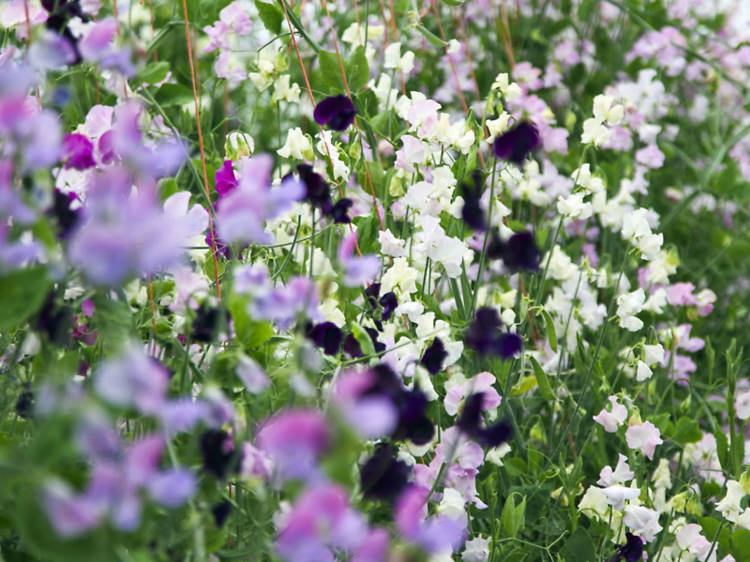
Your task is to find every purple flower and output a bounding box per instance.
[214,159,238,199]
[395,486,466,554]
[612,532,644,562]
[42,480,103,538]
[297,163,332,212]
[256,409,329,484]
[331,369,399,439]
[461,170,486,230]
[307,321,343,355]
[93,344,169,414]
[465,307,522,359]
[338,232,381,287]
[314,95,356,131]
[200,429,238,479]
[420,337,448,375]
[489,230,540,271]
[276,483,372,561]
[216,154,304,245]
[50,187,81,237]
[62,133,96,171]
[457,393,513,447]
[493,120,541,166]
[147,468,197,508]
[360,443,411,501]
[329,197,353,223]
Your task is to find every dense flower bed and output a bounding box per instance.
[1,0,750,560]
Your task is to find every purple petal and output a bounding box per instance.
[147,468,197,508]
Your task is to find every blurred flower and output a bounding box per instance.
[314,95,356,131]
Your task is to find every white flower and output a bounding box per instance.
[272,74,301,104]
[462,535,491,562]
[643,343,665,366]
[277,127,313,160]
[557,192,593,222]
[617,289,646,332]
[716,480,746,523]
[598,454,635,486]
[380,257,419,295]
[438,487,467,521]
[592,94,624,126]
[582,117,611,146]
[623,505,662,542]
[600,485,640,511]
[378,229,407,257]
[735,390,750,420]
[635,360,652,382]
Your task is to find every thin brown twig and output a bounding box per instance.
[180,0,223,299]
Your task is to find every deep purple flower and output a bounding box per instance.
[215,160,238,198]
[212,500,232,528]
[494,230,540,271]
[343,333,364,358]
[200,429,238,479]
[191,302,228,343]
[313,95,356,131]
[307,321,343,355]
[49,190,80,239]
[361,364,434,445]
[465,307,522,359]
[297,163,332,213]
[461,170,486,230]
[15,383,34,419]
[611,532,644,562]
[379,291,398,321]
[457,392,513,447]
[360,443,411,501]
[421,337,448,375]
[329,198,353,223]
[62,133,95,170]
[493,120,541,166]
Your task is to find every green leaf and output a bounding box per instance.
[352,323,375,357]
[92,294,133,346]
[541,309,557,353]
[135,61,170,85]
[256,0,283,34]
[0,267,50,332]
[528,355,554,400]
[671,417,703,444]
[319,50,344,91]
[346,45,370,92]
[415,24,446,48]
[560,528,596,562]
[501,492,526,538]
[730,529,750,562]
[154,83,194,106]
[228,294,273,350]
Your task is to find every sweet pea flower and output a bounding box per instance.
[623,505,662,542]
[338,232,381,287]
[625,420,663,460]
[593,396,628,432]
[255,409,329,484]
[444,372,501,416]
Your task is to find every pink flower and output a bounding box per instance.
[276,483,371,561]
[444,372,501,416]
[395,485,466,554]
[625,421,663,460]
[256,409,329,484]
[593,396,628,432]
[635,144,665,168]
[666,282,697,306]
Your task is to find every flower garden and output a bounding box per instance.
[1,0,750,560]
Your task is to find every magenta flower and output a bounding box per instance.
[62,133,96,170]
[256,409,329,484]
[214,160,238,198]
